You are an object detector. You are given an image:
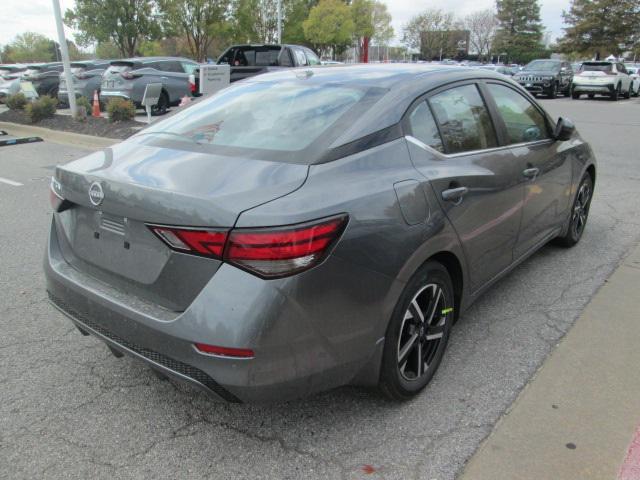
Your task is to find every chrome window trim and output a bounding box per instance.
[405,135,554,159]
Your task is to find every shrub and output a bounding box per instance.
[75,96,92,116]
[6,93,27,110]
[25,95,57,123]
[106,98,135,122]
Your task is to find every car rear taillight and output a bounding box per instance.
[121,71,141,80]
[224,215,348,278]
[188,74,196,93]
[149,226,228,258]
[194,342,254,358]
[147,215,348,278]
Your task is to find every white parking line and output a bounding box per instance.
[0,177,23,187]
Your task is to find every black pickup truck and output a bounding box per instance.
[217,44,321,82]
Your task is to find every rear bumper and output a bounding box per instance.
[100,90,132,101]
[572,83,615,94]
[44,216,390,403]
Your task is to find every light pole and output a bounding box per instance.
[277,0,282,43]
[52,0,77,118]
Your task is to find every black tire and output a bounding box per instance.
[610,84,620,101]
[548,82,558,99]
[554,173,593,248]
[572,90,581,100]
[624,86,631,99]
[151,91,169,116]
[588,93,595,99]
[379,261,455,401]
[47,86,59,100]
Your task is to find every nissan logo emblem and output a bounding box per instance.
[88,182,104,207]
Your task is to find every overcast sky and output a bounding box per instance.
[1,0,570,49]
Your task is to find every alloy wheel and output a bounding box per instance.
[397,284,449,381]
[571,181,591,238]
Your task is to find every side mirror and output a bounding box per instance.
[554,117,575,141]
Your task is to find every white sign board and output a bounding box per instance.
[142,83,163,107]
[142,83,163,124]
[199,64,230,95]
[19,81,39,100]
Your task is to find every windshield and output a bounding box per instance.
[581,63,612,72]
[140,80,383,161]
[524,61,560,72]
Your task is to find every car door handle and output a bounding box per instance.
[441,187,469,202]
[523,167,540,179]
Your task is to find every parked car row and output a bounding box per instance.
[0,57,200,115]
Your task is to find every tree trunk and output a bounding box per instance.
[362,37,369,63]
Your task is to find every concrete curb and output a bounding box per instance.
[459,242,640,480]
[0,121,119,150]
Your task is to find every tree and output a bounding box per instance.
[402,9,457,60]
[159,0,228,62]
[283,0,318,45]
[494,0,544,64]
[65,0,161,58]
[351,0,392,62]
[1,32,56,63]
[463,9,498,61]
[560,0,640,59]
[303,0,353,58]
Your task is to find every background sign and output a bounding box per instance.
[199,65,230,95]
[19,82,38,100]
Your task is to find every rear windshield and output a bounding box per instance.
[106,65,131,74]
[581,63,612,72]
[523,60,560,71]
[219,46,282,67]
[139,80,385,162]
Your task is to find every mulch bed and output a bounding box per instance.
[0,109,143,140]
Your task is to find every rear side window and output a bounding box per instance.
[181,62,198,74]
[487,84,549,144]
[428,84,497,154]
[279,49,293,67]
[293,49,307,66]
[408,101,444,152]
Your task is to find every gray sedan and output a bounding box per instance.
[45,65,596,403]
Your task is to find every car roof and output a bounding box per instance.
[242,64,515,149]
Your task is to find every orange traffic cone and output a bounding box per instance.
[92,90,101,118]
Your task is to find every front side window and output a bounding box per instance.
[408,101,444,152]
[428,84,497,154]
[487,83,549,144]
[305,49,321,66]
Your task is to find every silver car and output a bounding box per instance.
[100,56,199,115]
[45,65,596,403]
[0,64,26,101]
[58,60,112,105]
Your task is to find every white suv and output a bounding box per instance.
[625,65,640,97]
[571,61,633,100]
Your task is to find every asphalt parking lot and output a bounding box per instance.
[1,96,640,479]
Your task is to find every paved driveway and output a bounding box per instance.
[1,97,640,479]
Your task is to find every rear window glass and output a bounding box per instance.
[141,81,377,154]
[106,65,132,74]
[428,84,497,154]
[221,47,282,67]
[581,63,612,72]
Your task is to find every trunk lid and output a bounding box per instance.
[53,136,309,310]
[101,62,139,93]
